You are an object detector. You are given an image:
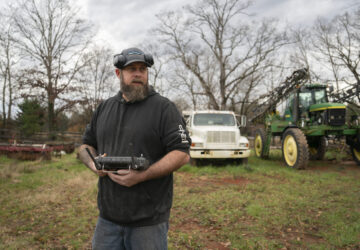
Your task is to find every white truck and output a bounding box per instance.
[183,110,250,165]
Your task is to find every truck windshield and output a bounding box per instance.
[193,114,235,126]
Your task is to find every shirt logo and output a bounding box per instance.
[178,125,189,144]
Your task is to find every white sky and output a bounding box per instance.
[70,0,359,52]
[0,0,358,114]
[0,0,358,52]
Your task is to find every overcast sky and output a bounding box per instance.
[0,0,359,52]
[71,0,359,53]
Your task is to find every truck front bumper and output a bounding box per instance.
[190,149,251,159]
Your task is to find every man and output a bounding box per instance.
[78,47,191,250]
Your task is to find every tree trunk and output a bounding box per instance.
[2,73,7,128]
[47,96,56,139]
[7,66,12,124]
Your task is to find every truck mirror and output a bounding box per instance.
[237,115,247,127]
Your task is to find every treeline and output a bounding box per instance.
[0,0,117,137]
[0,0,359,139]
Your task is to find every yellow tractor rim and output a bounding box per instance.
[283,135,298,167]
[255,135,262,157]
[354,147,360,160]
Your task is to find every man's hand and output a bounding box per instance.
[90,161,107,177]
[79,144,107,177]
[107,150,189,187]
[107,170,145,187]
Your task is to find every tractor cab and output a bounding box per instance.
[299,85,328,109]
[284,84,332,123]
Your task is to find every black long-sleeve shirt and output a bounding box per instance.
[82,87,191,226]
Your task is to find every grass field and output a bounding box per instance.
[0,150,359,249]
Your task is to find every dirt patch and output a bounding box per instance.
[306,160,360,173]
[221,176,248,184]
[215,176,249,187]
[174,217,231,250]
[176,172,251,188]
[281,226,326,247]
[173,173,252,249]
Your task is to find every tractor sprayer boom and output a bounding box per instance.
[249,68,309,123]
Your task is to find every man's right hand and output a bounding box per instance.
[79,144,107,177]
[90,161,107,177]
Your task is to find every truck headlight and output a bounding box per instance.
[239,143,249,148]
[191,143,203,147]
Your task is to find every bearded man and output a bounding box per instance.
[78,48,191,250]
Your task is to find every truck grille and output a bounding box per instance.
[328,108,345,126]
[207,131,235,144]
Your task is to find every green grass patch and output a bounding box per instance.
[0,151,359,249]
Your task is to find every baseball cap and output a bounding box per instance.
[121,48,153,67]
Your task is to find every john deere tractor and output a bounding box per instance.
[254,83,360,169]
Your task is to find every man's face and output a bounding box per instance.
[116,62,149,102]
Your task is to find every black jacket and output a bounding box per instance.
[82,87,191,226]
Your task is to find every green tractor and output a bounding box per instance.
[254,83,360,169]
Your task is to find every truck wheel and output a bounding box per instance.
[282,128,309,169]
[254,129,268,158]
[309,136,327,160]
[350,146,360,166]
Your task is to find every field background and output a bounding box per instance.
[0,150,359,249]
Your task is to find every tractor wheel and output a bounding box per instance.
[350,146,360,166]
[282,128,309,169]
[309,136,327,160]
[254,129,268,158]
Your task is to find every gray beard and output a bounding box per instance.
[120,79,150,102]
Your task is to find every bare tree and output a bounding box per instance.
[313,19,342,90]
[77,46,116,120]
[313,9,360,101]
[155,0,289,113]
[170,65,209,110]
[137,42,170,96]
[12,0,93,133]
[290,28,323,83]
[0,11,19,128]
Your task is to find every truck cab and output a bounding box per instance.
[183,110,250,164]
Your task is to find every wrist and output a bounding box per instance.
[88,162,98,173]
[141,165,153,181]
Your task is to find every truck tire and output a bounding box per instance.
[309,136,327,160]
[282,128,309,169]
[254,129,268,158]
[350,146,360,166]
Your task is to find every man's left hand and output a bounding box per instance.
[107,170,146,187]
